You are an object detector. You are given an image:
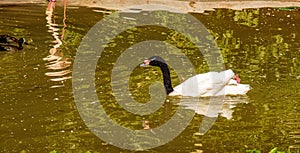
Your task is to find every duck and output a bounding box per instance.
[0,35,28,45]
[140,56,250,97]
[0,35,27,51]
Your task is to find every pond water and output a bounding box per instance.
[0,3,299,153]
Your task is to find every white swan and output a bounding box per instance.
[140,56,250,97]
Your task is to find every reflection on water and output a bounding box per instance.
[44,0,72,87]
[177,96,249,120]
[0,4,299,152]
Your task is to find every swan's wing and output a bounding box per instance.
[172,70,235,97]
[198,70,235,97]
[216,83,251,96]
[172,76,205,97]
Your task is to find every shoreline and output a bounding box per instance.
[84,1,300,13]
[1,0,299,13]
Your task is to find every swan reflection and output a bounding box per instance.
[172,96,249,119]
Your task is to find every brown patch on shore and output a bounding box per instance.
[1,0,300,13]
[70,0,300,13]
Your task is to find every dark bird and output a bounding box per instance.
[0,35,28,45]
[0,39,26,51]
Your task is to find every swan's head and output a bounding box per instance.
[140,59,150,67]
[140,56,167,67]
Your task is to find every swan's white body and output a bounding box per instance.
[168,69,250,97]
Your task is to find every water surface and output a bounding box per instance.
[0,3,299,153]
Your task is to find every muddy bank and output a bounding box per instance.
[1,0,300,13]
[75,0,300,13]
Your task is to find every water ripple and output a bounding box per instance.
[44,0,72,87]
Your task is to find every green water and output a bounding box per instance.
[0,3,299,153]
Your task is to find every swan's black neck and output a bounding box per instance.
[149,57,174,95]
